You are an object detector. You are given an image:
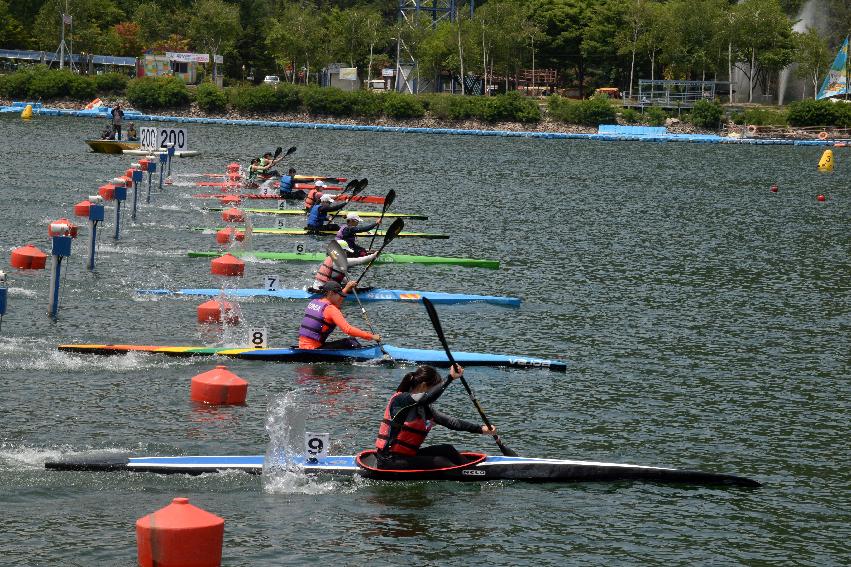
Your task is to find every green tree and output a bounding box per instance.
[188,0,242,82]
[794,27,832,99]
[31,0,124,54]
[0,0,27,49]
[734,0,795,103]
[265,4,327,84]
[615,0,654,99]
[530,0,598,98]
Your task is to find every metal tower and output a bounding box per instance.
[399,0,457,26]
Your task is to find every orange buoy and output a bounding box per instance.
[226,162,239,172]
[190,365,248,404]
[139,159,150,171]
[136,497,224,567]
[211,253,245,277]
[227,172,241,181]
[817,194,826,202]
[197,299,239,323]
[219,195,241,205]
[10,244,47,270]
[48,218,78,238]
[221,207,245,223]
[215,227,244,245]
[74,200,92,217]
[98,183,116,201]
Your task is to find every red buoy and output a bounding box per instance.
[190,365,248,405]
[215,227,244,245]
[48,218,78,238]
[211,253,245,277]
[226,162,239,172]
[118,176,132,188]
[770,184,778,193]
[227,172,241,182]
[73,200,92,218]
[139,159,150,172]
[817,194,826,202]
[98,183,116,201]
[136,497,224,567]
[219,195,241,205]
[10,244,47,270]
[221,208,245,223]
[197,299,239,323]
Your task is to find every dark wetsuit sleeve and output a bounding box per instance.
[322,201,347,214]
[430,409,482,433]
[354,221,378,233]
[388,378,452,418]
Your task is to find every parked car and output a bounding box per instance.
[263,75,281,85]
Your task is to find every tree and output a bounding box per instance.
[265,4,327,84]
[0,0,27,49]
[114,21,142,56]
[187,0,241,81]
[615,0,653,99]
[794,27,832,98]
[734,0,795,103]
[31,0,124,54]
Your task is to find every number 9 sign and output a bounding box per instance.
[304,432,330,461]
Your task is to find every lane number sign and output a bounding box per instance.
[304,432,330,461]
[249,327,267,348]
[263,275,281,290]
[294,241,305,254]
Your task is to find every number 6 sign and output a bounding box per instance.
[305,432,330,461]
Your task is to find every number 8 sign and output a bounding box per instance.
[305,432,330,461]
[249,328,267,348]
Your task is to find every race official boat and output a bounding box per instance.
[188,250,499,269]
[85,139,140,154]
[136,287,521,307]
[44,451,760,487]
[57,343,565,371]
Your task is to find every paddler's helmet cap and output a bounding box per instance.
[314,180,326,187]
[345,212,362,222]
[321,280,343,294]
[320,194,334,203]
[335,239,354,252]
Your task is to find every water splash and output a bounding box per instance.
[779,0,827,105]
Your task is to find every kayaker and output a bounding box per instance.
[258,152,282,178]
[336,212,379,257]
[126,123,138,141]
[309,240,377,292]
[110,104,124,140]
[280,168,307,199]
[304,180,326,211]
[247,158,263,181]
[374,364,495,470]
[305,193,345,232]
[298,280,380,350]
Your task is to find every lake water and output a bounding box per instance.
[0,115,848,565]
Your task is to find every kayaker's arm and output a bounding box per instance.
[353,221,378,233]
[346,252,377,266]
[429,408,483,433]
[324,303,377,341]
[322,201,347,214]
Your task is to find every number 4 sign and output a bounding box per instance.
[305,432,330,461]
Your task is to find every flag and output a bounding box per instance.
[62,13,72,25]
[817,38,849,100]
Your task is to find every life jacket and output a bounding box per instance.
[335,225,356,248]
[280,175,294,194]
[305,203,327,228]
[304,188,322,210]
[315,256,345,285]
[298,299,335,343]
[375,392,432,456]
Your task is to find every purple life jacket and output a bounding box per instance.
[299,299,335,342]
[335,225,356,249]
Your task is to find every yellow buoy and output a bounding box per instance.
[20,104,32,120]
[818,149,834,172]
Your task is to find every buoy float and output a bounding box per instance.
[98,183,116,200]
[197,299,239,323]
[136,497,224,567]
[226,162,240,173]
[818,149,834,172]
[48,218,78,239]
[817,194,826,202]
[219,195,241,205]
[215,227,244,245]
[21,104,32,119]
[210,253,245,277]
[10,244,47,270]
[818,131,828,140]
[221,207,245,223]
[834,142,847,148]
[770,184,778,193]
[190,365,248,405]
[73,200,92,217]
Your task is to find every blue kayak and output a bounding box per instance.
[136,287,521,307]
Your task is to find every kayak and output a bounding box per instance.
[194,227,448,239]
[203,175,347,183]
[203,207,428,220]
[188,250,499,269]
[192,193,386,205]
[136,287,521,307]
[57,343,565,371]
[195,181,345,191]
[44,451,760,487]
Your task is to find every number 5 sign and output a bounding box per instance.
[305,432,330,461]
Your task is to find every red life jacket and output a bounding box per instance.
[315,256,345,285]
[304,189,322,210]
[375,392,431,456]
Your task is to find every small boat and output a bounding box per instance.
[193,227,448,239]
[57,343,564,371]
[136,287,521,307]
[44,451,760,487]
[85,139,140,154]
[192,193,387,205]
[188,250,499,269]
[203,207,427,220]
[122,149,200,157]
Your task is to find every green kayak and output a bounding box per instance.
[188,250,499,269]
[204,207,427,220]
[194,227,448,239]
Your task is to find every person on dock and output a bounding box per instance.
[304,180,327,211]
[110,104,124,140]
[305,193,345,232]
[126,123,138,141]
[374,365,495,470]
[280,168,307,199]
[309,240,377,292]
[336,212,380,257]
[298,280,380,350]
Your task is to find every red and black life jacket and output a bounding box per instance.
[375,392,432,456]
[304,189,322,210]
[315,256,345,286]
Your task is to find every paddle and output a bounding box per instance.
[328,179,366,224]
[367,189,396,251]
[353,217,404,287]
[328,241,391,359]
[421,297,518,457]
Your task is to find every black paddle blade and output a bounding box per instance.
[383,189,396,211]
[285,146,297,156]
[421,297,454,365]
[273,146,283,158]
[358,178,368,190]
[343,179,357,193]
[327,240,349,271]
[351,181,366,196]
[384,218,404,243]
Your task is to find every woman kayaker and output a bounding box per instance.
[336,212,379,257]
[309,240,377,292]
[375,365,495,470]
[305,193,345,232]
[298,280,379,350]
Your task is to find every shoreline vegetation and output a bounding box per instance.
[2,69,849,139]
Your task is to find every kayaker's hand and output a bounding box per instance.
[343,281,357,294]
[448,364,463,380]
[372,333,381,342]
[481,425,496,435]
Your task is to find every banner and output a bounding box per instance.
[381,68,395,77]
[817,38,849,100]
[338,67,358,81]
[166,52,209,63]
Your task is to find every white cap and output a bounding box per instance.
[345,212,362,222]
[314,180,326,187]
[320,194,334,203]
[335,239,354,252]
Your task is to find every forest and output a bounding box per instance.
[1,0,850,101]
